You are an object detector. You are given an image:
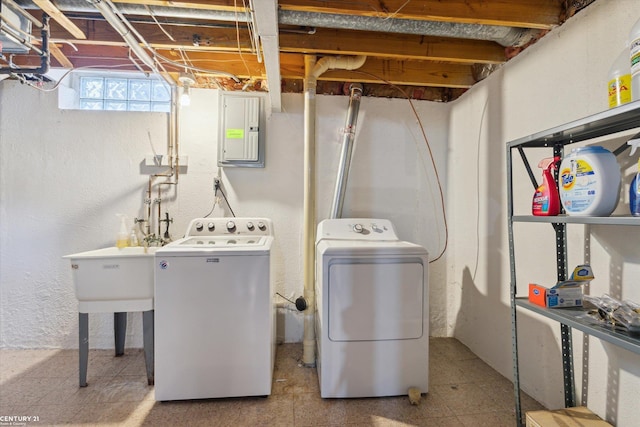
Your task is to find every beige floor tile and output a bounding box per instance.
[430,338,477,361]
[457,410,518,427]
[7,403,84,425]
[430,383,505,416]
[0,339,543,426]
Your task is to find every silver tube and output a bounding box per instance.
[3,0,42,27]
[330,84,362,219]
[279,10,537,47]
[17,0,537,47]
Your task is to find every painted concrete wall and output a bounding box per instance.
[0,85,450,349]
[448,1,640,425]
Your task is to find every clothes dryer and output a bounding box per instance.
[315,218,429,398]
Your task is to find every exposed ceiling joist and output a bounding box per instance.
[32,0,86,39]
[5,0,591,101]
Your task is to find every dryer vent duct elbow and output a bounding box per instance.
[330,83,363,219]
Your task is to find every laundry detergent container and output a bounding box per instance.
[559,146,621,216]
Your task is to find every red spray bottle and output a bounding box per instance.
[532,157,561,216]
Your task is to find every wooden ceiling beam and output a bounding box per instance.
[321,58,475,88]
[112,0,246,12]
[50,19,506,66]
[50,43,74,68]
[279,0,561,29]
[279,28,506,64]
[33,0,86,39]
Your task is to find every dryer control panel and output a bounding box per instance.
[184,217,272,237]
[317,218,399,241]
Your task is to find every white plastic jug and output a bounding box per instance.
[559,146,621,216]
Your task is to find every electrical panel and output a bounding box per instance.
[218,92,266,168]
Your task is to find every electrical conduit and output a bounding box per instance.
[302,54,366,366]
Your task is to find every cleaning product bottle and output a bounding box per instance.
[630,17,640,101]
[532,157,561,216]
[559,146,621,216]
[116,214,129,248]
[629,138,640,216]
[129,226,139,246]
[608,47,632,108]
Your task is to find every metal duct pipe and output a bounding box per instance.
[279,11,538,47]
[15,0,538,47]
[330,84,362,219]
[0,14,49,74]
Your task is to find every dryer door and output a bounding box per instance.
[327,258,425,341]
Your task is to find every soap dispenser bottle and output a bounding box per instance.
[116,214,129,248]
[129,226,139,246]
[532,157,561,216]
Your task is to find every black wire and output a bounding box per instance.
[218,186,236,217]
[275,292,296,304]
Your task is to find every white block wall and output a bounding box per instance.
[1,1,639,424]
[448,1,640,425]
[0,87,450,350]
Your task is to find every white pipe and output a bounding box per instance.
[301,54,366,367]
[302,55,317,366]
[90,0,157,72]
[311,55,367,79]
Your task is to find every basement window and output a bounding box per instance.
[57,70,171,112]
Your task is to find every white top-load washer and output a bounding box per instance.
[154,217,275,401]
[315,218,429,398]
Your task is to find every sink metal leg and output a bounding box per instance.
[143,310,154,385]
[79,312,88,387]
[114,312,127,356]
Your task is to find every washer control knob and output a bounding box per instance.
[226,221,236,232]
[246,222,255,231]
[195,221,203,232]
[257,222,266,231]
[353,224,364,233]
[207,222,215,231]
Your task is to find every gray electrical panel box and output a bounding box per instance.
[218,92,266,168]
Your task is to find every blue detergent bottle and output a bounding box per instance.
[631,157,640,216]
[629,138,640,216]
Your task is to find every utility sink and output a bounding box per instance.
[64,247,157,313]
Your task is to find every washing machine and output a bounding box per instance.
[315,218,429,398]
[154,217,275,401]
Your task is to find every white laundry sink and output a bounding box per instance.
[64,247,157,313]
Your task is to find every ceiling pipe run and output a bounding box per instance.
[0,14,50,74]
[279,11,538,47]
[88,0,157,72]
[15,0,539,47]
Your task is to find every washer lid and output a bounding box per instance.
[156,235,273,256]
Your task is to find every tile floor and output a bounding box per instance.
[0,338,544,426]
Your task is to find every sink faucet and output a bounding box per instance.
[143,234,164,247]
